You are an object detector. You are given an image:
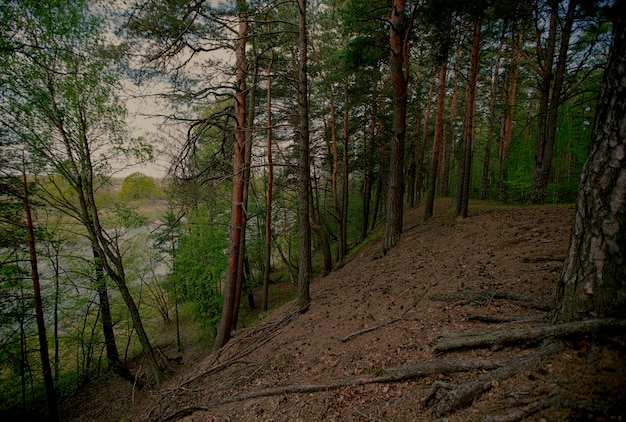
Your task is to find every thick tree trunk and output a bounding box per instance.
[297,0,312,307]
[552,2,626,322]
[340,84,350,262]
[215,2,248,349]
[380,0,409,256]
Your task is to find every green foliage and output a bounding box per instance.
[119,172,164,202]
[170,206,228,335]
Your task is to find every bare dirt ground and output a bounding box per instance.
[64,200,626,421]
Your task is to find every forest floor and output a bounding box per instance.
[63,200,626,421]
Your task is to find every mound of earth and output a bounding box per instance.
[65,201,626,421]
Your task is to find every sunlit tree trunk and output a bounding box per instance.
[552,2,626,322]
[215,0,248,348]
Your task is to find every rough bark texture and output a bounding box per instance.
[214,2,248,349]
[380,0,408,256]
[552,1,626,322]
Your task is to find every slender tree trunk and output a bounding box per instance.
[530,0,575,204]
[454,17,481,218]
[441,33,462,197]
[262,48,274,312]
[233,49,258,331]
[362,90,377,239]
[417,72,435,206]
[215,1,248,349]
[497,29,523,201]
[425,47,450,220]
[22,164,59,422]
[552,1,626,322]
[92,248,134,382]
[480,31,504,200]
[339,83,350,263]
[297,0,312,307]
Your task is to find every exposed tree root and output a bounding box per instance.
[433,341,562,417]
[430,289,552,311]
[467,313,545,324]
[483,392,625,422]
[435,318,626,353]
[158,357,511,421]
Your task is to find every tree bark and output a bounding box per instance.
[262,47,274,312]
[214,1,248,349]
[380,0,410,256]
[552,0,626,322]
[297,0,312,307]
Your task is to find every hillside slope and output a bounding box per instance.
[68,201,626,421]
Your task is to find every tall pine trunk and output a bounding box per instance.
[214,1,248,349]
[552,1,626,322]
[454,18,481,218]
[380,0,411,256]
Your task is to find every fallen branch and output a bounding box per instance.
[434,342,562,417]
[435,318,626,353]
[430,289,552,311]
[159,357,511,421]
